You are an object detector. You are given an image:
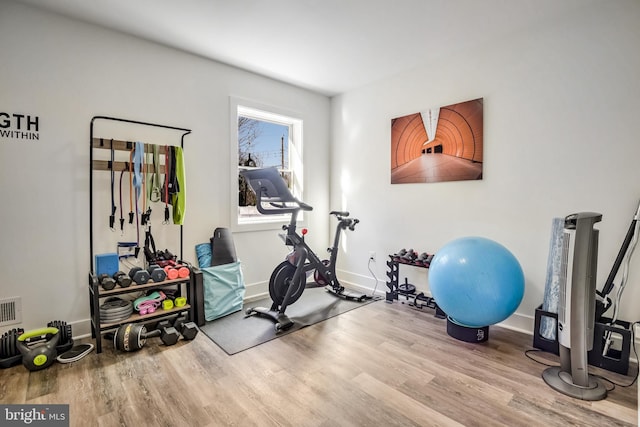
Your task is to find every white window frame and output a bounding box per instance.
[229,96,304,232]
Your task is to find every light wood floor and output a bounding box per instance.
[1,300,637,426]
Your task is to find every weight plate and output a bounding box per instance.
[100,299,134,323]
[0,336,6,358]
[100,306,134,317]
[6,332,11,358]
[100,313,133,323]
[6,334,11,358]
[100,310,134,323]
[55,323,63,344]
[4,331,12,358]
[64,325,72,346]
[100,309,133,318]
[59,324,68,346]
[100,307,133,317]
[99,304,132,313]
[9,332,15,358]
[47,321,69,346]
[10,332,15,357]
[100,298,132,310]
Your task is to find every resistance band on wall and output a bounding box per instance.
[109,139,116,231]
[119,167,126,234]
[128,148,134,224]
[102,141,186,258]
[172,146,186,225]
[142,143,148,225]
[148,144,161,203]
[164,145,170,224]
[133,142,145,251]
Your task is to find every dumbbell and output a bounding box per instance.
[175,263,190,278]
[148,264,167,282]
[173,315,199,341]
[47,320,73,353]
[113,271,132,288]
[98,273,116,290]
[414,252,430,266]
[113,321,179,352]
[401,249,417,263]
[0,328,24,361]
[128,267,151,285]
[393,248,407,261]
[164,263,190,280]
[145,320,179,346]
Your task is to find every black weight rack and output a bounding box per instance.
[385,254,445,318]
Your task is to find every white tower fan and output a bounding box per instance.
[542,212,607,400]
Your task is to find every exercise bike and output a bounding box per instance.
[240,167,371,331]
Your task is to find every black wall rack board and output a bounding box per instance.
[385,255,445,318]
[88,116,199,353]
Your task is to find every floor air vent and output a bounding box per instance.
[0,297,22,327]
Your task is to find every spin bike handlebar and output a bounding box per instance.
[330,211,359,230]
[346,218,359,231]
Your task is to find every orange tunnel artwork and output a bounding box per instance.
[391,98,483,183]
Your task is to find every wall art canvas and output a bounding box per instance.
[391,97,483,184]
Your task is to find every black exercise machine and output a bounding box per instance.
[240,167,371,331]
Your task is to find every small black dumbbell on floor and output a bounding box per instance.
[128,267,151,285]
[98,273,116,290]
[173,315,199,341]
[145,320,180,346]
[113,271,132,288]
[113,321,179,352]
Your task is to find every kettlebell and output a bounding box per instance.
[16,327,59,371]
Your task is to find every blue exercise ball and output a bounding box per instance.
[428,236,524,328]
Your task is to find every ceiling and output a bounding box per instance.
[15,0,589,96]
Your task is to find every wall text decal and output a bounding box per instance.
[0,112,40,141]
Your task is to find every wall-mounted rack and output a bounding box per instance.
[88,116,196,353]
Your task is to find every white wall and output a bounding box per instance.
[3,0,639,340]
[0,1,331,335]
[331,0,640,333]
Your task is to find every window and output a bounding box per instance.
[230,97,303,230]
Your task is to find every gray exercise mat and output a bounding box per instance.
[199,287,380,355]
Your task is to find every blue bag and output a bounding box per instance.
[202,260,245,321]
